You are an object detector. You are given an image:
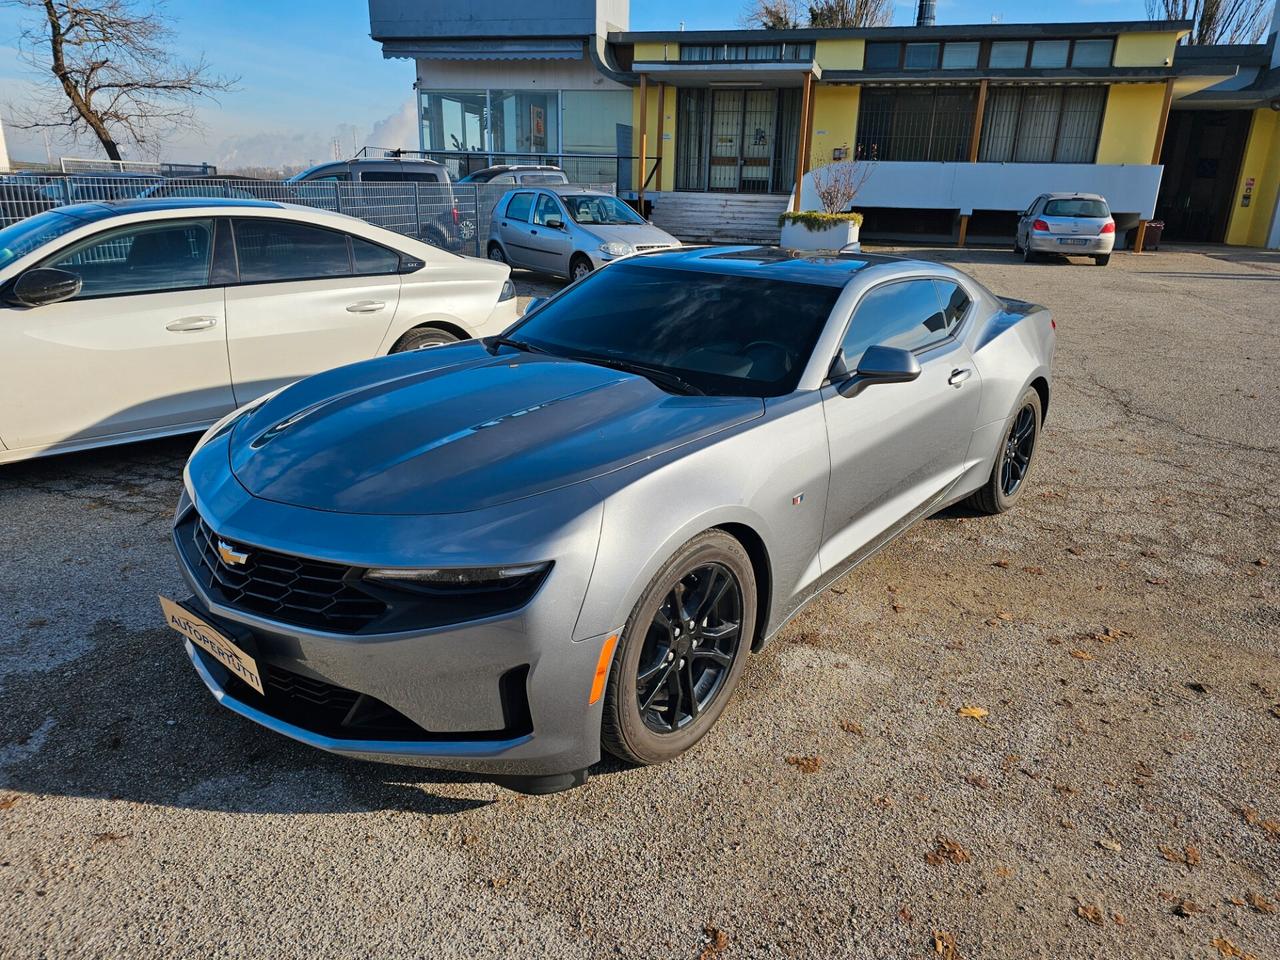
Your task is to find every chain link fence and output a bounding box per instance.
[0,174,617,258]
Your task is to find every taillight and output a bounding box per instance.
[1032,219,1049,232]
[451,206,460,224]
[1051,318,1056,330]
[1100,221,1115,234]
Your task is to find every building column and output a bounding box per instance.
[957,79,989,247]
[791,72,815,213]
[1134,76,1175,254]
[638,73,649,207]
[654,82,666,194]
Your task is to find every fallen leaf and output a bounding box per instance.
[924,836,972,866]
[1023,565,1046,575]
[1076,904,1104,926]
[0,795,18,811]
[1146,577,1169,586]
[1239,806,1259,825]
[1067,546,1084,556]
[1098,838,1122,851]
[1113,913,1127,925]
[1174,900,1201,917]
[897,903,913,924]
[839,720,865,736]
[1212,937,1259,960]
[91,831,128,844]
[1053,782,1077,796]
[700,925,729,959]
[995,610,1013,621]
[1245,892,1275,914]
[932,929,962,960]
[1186,845,1201,867]
[892,603,905,613]
[1254,557,1270,567]
[784,755,821,774]
[992,559,1010,568]
[963,773,990,789]
[1259,820,1280,840]
[993,865,1012,878]
[1070,649,1096,661]
[956,706,989,720]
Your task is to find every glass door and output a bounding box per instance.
[740,91,777,194]
[709,90,743,192]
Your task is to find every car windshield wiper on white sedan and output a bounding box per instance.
[564,353,706,396]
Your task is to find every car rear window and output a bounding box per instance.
[513,262,841,397]
[1044,198,1109,218]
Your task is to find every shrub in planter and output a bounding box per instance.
[780,160,871,251]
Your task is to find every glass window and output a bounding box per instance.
[360,169,443,183]
[989,41,1028,68]
[933,281,972,332]
[725,45,748,60]
[904,43,940,70]
[531,194,563,226]
[561,194,645,225]
[562,90,633,156]
[942,42,980,69]
[490,89,558,154]
[747,44,781,60]
[784,43,815,61]
[864,43,900,70]
[841,280,949,367]
[505,192,535,222]
[1044,197,1110,217]
[1030,40,1070,68]
[233,219,351,283]
[1071,39,1113,67]
[421,91,486,152]
[512,262,841,398]
[0,210,83,272]
[351,236,400,275]
[978,85,1106,163]
[491,173,516,184]
[43,219,213,298]
[855,87,976,162]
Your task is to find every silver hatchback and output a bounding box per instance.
[1014,192,1116,266]
[487,187,680,280]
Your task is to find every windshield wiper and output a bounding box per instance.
[567,354,706,396]
[483,335,549,356]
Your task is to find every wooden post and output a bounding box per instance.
[800,73,816,174]
[654,82,665,194]
[1135,77,1176,254]
[791,72,814,213]
[957,80,988,248]
[638,73,648,208]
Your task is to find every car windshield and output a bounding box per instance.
[0,211,84,272]
[561,195,646,226]
[511,262,841,397]
[1044,198,1109,218]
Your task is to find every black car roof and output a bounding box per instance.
[626,245,905,288]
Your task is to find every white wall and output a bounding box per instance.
[0,117,9,173]
[796,161,1166,219]
[416,56,626,92]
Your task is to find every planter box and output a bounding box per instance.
[781,218,860,252]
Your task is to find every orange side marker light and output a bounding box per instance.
[589,634,619,704]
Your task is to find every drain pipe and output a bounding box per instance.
[916,0,936,27]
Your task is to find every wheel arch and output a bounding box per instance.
[715,522,774,653]
[1029,375,1050,424]
[384,317,471,353]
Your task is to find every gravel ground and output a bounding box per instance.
[1,245,1278,960]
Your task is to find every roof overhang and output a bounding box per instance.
[611,19,1193,44]
[380,38,585,62]
[630,60,819,87]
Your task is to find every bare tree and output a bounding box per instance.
[810,160,873,214]
[1145,0,1273,44]
[743,0,893,29]
[807,0,894,28]
[5,0,236,161]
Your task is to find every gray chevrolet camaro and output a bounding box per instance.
[164,246,1054,794]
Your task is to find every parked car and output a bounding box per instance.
[1014,192,1115,266]
[487,187,680,280]
[162,245,1054,794]
[0,197,518,465]
[457,164,569,186]
[138,176,263,201]
[288,157,463,251]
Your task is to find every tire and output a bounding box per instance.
[570,255,593,282]
[1022,244,1038,264]
[601,529,756,766]
[487,242,507,264]
[964,386,1043,515]
[420,228,448,251]
[1094,254,1110,266]
[390,326,459,353]
[1012,233,1022,255]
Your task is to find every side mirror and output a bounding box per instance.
[10,268,82,307]
[836,345,921,398]
[523,297,547,316]
[545,217,564,230]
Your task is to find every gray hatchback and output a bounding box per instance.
[487,186,680,280]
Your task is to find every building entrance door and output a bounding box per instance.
[1156,110,1251,243]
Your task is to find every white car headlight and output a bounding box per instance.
[599,241,632,258]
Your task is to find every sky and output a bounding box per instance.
[0,0,1154,171]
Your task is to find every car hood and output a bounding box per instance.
[580,222,679,247]
[229,343,763,516]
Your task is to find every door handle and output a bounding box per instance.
[529,229,538,235]
[345,300,386,313]
[948,368,972,386]
[165,316,218,332]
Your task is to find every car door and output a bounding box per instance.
[818,277,981,573]
[497,191,537,269]
[1019,195,1045,247]
[527,193,574,275]
[0,217,233,452]
[224,217,401,403]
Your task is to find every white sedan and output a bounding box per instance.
[0,198,519,464]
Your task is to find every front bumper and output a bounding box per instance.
[173,438,612,784]
[1027,233,1114,255]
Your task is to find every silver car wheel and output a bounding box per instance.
[571,259,592,281]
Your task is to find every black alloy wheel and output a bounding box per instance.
[1000,403,1037,498]
[964,385,1043,515]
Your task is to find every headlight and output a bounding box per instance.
[599,241,632,258]
[190,385,289,456]
[498,279,516,302]
[363,561,551,592]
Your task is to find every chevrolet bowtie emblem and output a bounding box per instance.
[217,539,250,566]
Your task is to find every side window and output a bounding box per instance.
[42,219,214,298]
[932,280,971,334]
[492,174,516,184]
[308,173,349,183]
[505,192,534,222]
[351,235,401,275]
[233,219,352,283]
[841,280,950,367]
[532,194,562,226]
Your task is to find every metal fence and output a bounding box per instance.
[356,146,658,193]
[0,174,617,258]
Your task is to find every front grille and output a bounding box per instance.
[186,516,386,633]
[634,243,672,253]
